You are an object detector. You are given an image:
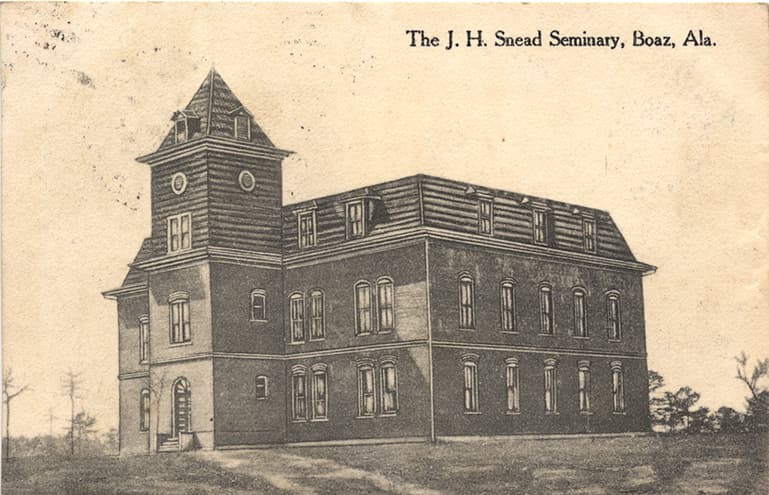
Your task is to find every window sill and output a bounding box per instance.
[356,332,373,337]
[580,411,594,416]
[608,339,622,343]
[459,328,476,331]
[308,337,326,342]
[545,412,560,416]
[355,415,376,420]
[463,411,482,415]
[378,329,394,334]
[250,319,268,323]
[538,333,555,337]
[310,418,329,423]
[378,412,398,418]
[500,330,519,335]
[612,411,627,415]
[505,410,521,415]
[169,341,192,348]
[139,360,149,365]
[287,341,306,346]
[573,336,590,340]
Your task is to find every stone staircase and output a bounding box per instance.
[157,436,179,453]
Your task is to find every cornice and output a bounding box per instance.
[102,283,148,300]
[131,246,282,272]
[135,136,293,166]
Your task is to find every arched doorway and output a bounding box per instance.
[172,377,191,438]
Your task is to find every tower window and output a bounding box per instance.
[234,115,251,140]
[255,376,269,400]
[250,289,267,322]
[168,292,191,344]
[167,212,192,253]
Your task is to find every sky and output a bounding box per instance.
[2,3,768,436]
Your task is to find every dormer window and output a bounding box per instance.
[532,208,550,245]
[583,217,597,253]
[234,115,251,140]
[172,111,200,144]
[346,200,366,239]
[478,198,493,235]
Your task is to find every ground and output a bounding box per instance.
[2,433,767,494]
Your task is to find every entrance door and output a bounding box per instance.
[172,378,190,438]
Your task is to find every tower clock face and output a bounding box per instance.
[239,170,256,192]
[171,172,188,195]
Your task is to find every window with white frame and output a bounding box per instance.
[573,288,588,337]
[308,290,325,340]
[611,362,625,413]
[175,118,188,143]
[234,115,251,141]
[578,361,591,413]
[298,210,317,248]
[583,218,596,253]
[355,281,372,335]
[167,212,192,253]
[462,356,480,413]
[291,367,307,420]
[380,360,398,414]
[459,275,475,330]
[505,358,520,414]
[251,289,266,322]
[311,365,328,420]
[539,285,554,335]
[544,359,558,413]
[478,198,493,235]
[377,278,394,332]
[289,293,305,343]
[357,363,376,417]
[169,293,191,344]
[140,389,150,431]
[138,315,149,363]
[500,280,516,332]
[533,209,549,245]
[346,200,365,239]
[255,376,269,400]
[607,292,622,341]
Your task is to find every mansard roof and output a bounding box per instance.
[156,68,274,151]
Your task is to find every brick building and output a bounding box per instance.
[104,69,655,454]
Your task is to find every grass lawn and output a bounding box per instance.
[3,433,767,494]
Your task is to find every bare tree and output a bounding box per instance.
[149,369,169,452]
[60,370,83,457]
[3,368,31,460]
[735,351,769,400]
[735,352,769,431]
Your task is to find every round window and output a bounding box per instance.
[239,170,256,192]
[171,172,188,195]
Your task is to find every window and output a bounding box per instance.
[462,356,479,413]
[505,358,520,414]
[346,200,365,239]
[544,359,558,413]
[175,118,187,143]
[234,115,251,140]
[573,288,587,337]
[138,315,149,363]
[255,376,269,400]
[297,211,317,248]
[583,218,596,253]
[459,275,475,329]
[607,292,622,341]
[289,293,305,343]
[533,209,549,245]
[500,280,516,332]
[311,365,328,420]
[169,293,191,344]
[380,361,399,414]
[309,290,325,340]
[167,212,192,253]
[357,364,376,417]
[612,362,625,413]
[291,367,307,420]
[355,281,372,334]
[539,285,554,335]
[478,199,493,235]
[578,362,591,413]
[377,278,394,332]
[140,389,150,431]
[251,289,266,322]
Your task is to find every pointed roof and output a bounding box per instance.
[156,68,275,150]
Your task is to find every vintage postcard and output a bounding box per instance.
[1,3,768,494]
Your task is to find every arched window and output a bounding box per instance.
[250,289,266,322]
[357,361,376,417]
[539,284,554,335]
[458,274,475,330]
[573,288,587,338]
[255,376,269,400]
[291,366,307,420]
[138,315,149,364]
[578,361,591,413]
[139,389,150,431]
[311,364,328,420]
[544,358,558,413]
[354,281,372,335]
[462,354,480,413]
[500,280,516,332]
[377,277,395,332]
[611,362,625,413]
[168,292,191,344]
[289,293,305,343]
[505,358,520,414]
[308,290,325,340]
[380,358,399,414]
[606,291,622,341]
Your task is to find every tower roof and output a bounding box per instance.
[156,68,275,151]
